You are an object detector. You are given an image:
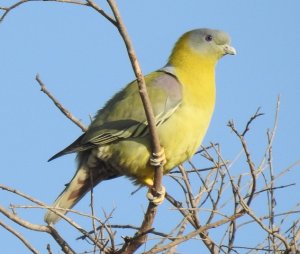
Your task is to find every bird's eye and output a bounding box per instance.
[205,35,213,42]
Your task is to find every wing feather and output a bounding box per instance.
[49,70,182,160]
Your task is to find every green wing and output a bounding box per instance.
[48,70,182,161]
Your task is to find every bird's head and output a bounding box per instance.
[188,28,236,58]
[169,28,236,66]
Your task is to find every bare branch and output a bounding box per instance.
[165,192,219,254]
[78,224,171,240]
[228,118,257,206]
[0,0,88,23]
[0,204,48,232]
[178,165,196,212]
[236,187,291,252]
[0,220,39,254]
[36,74,87,132]
[0,205,76,253]
[144,212,243,254]
[259,96,280,170]
[85,0,116,25]
[104,0,165,252]
[0,184,110,253]
[237,210,300,229]
[106,0,164,195]
[241,107,264,137]
[47,226,76,254]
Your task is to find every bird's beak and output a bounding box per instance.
[223,44,237,55]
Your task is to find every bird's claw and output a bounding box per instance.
[147,186,166,205]
[150,147,166,167]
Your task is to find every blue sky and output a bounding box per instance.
[1,1,300,253]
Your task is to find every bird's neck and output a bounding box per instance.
[168,40,217,80]
[168,46,217,108]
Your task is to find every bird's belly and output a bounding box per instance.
[95,104,213,186]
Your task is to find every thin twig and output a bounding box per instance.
[165,192,219,254]
[47,244,53,254]
[150,218,189,254]
[0,220,39,254]
[0,0,88,23]
[209,143,240,254]
[178,164,219,253]
[0,205,76,253]
[236,187,291,252]
[237,210,300,229]
[228,116,257,206]
[267,114,277,252]
[89,173,99,252]
[36,74,87,131]
[258,96,280,172]
[0,184,110,253]
[101,209,117,252]
[241,107,264,137]
[85,0,116,25]
[0,204,49,232]
[171,163,226,174]
[248,183,295,197]
[79,224,171,239]
[220,245,285,252]
[48,225,76,254]
[144,211,243,254]
[178,165,196,214]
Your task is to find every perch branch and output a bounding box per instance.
[106,0,164,253]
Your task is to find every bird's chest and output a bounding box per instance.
[158,99,214,170]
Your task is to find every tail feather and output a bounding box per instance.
[44,165,102,224]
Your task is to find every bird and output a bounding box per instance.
[44,28,236,224]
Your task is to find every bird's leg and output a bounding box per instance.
[149,147,166,167]
[145,147,166,205]
[146,185,166,205]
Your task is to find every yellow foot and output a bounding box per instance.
[146,186,166,205]
[150,147,166,167]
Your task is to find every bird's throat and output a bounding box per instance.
[169,49,216,109]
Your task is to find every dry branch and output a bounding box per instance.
[36,74,87,132]
[0,0,89,22]
[0,220,39,254]
[106,0,165,252]
[227,110,263,206]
